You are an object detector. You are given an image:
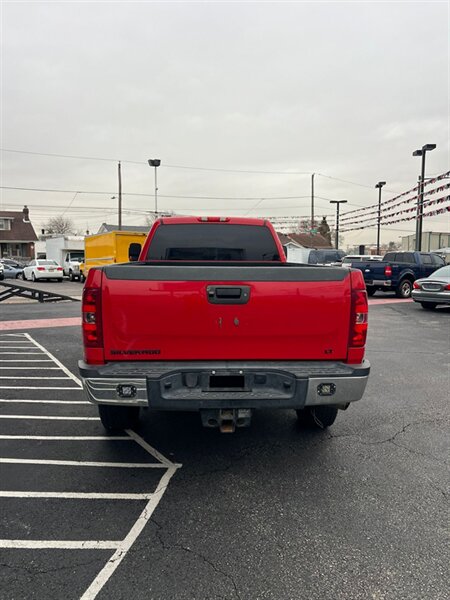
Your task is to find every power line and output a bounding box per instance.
[317,173,398,193]
[0,148,311,175]
[0,185,314,201]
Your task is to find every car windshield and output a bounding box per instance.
[431,265,450,278]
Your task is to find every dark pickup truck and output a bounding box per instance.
[348,251,445,298]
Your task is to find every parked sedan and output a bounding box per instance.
[22,259,64,282]
[1,263,24,279]
[412,265,450,310]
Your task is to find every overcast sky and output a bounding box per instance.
[1,1,449,247]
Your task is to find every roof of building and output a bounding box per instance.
[276,231,332,249]
[98,223,150,233]
[0,209,38,242]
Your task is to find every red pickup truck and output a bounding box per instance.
[79,217,370,432]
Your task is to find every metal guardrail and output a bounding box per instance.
[0,280,80,303]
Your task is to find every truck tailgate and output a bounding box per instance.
[101,264,351,361]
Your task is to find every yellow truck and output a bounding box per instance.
[74,231,148,282]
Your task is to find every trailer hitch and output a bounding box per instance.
[200,409,252,433]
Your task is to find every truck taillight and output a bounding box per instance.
[384,265,392,277]
[82,269,104,363]
[348,270,368,363]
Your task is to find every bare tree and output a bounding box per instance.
[43,216,77,235]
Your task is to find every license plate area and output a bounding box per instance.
[209,374,246,391]
[155,370,297,400]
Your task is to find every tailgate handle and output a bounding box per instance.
[207,286,250,304]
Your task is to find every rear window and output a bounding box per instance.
[37,260,58,266]
[145,224,281,261]
[386,253,415,263]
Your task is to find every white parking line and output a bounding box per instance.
[0,376,73,379]
[0,540,120,550]
[0,435,131,440]
[0,491,153,500]
[0,387,84,390]
[0,415,98,420]
[0,352,44,354]
[0,332,181,600]
[126,428,174,468]
[0,399,89,404]
[0,367,61,370]
[1,457,166,468]
[81,465,178,600]
[25,333,82,387]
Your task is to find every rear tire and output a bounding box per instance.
[366,287,376,297]
[31,272,36,282]
[396,279,413,298]
[296,405,338,429]
[421,302,437,310]
[98,405,140,430]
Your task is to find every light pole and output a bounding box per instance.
[412,144,436,251]
[330,200,347,249]
[148,159,161,215]
[375,181,386,254]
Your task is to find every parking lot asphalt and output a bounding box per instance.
[0,298,448,600]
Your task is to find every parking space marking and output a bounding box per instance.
[1,458,168,468]
[0,386,86,390]
[0,540,121,550]
[0,376,74,379]
[0,399,89,404]
[0,414,99,420]
[81,465,178,600]
[0,491,153,500]
[0,435,131,440]
[0,331,181,599]
[0,366,61,369]
[24,332,83,386]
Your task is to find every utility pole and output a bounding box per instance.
[311,173,315,235]
[375,181,386,254]
[148,159,161,216]
[330,200,347,249]
[118,161,122,230]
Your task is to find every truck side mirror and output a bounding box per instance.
[129,243,142,262]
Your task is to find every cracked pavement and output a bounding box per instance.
[0,300,449,599]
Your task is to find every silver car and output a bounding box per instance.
[412,265,450,310]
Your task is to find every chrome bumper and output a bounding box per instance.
[79,360,370,410]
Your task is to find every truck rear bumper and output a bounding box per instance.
[78,360,370,410]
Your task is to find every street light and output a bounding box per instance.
[148,159,161,215]
[412,144,436,251]
[329,200,347,249]
[375,181,386,254]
